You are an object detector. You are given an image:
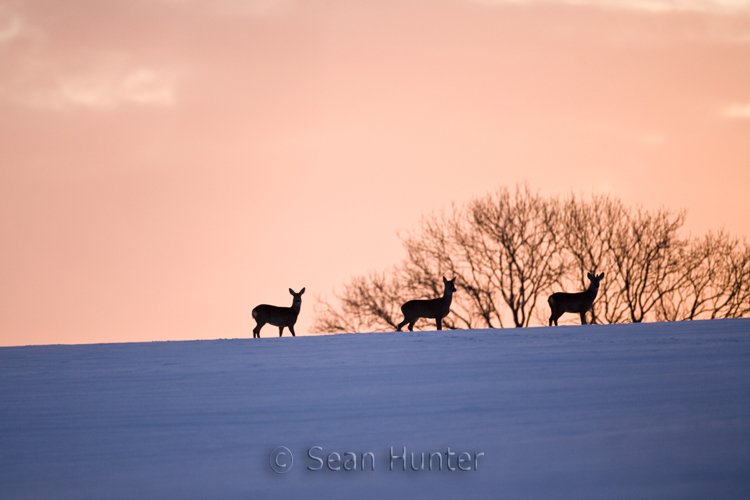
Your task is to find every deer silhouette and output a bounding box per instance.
[548,272,604,326]
[252,288,305,338]
[396,277,457,331]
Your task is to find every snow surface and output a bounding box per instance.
[1,319,749,499]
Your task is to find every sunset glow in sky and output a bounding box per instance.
[1,0,749,346]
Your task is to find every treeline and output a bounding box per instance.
[313,183,750,332]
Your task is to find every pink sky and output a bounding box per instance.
[1,0,749,346]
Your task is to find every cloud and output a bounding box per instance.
[723,103,750,118]
[1,49,182,110]
[0,14,21,41]
[470,0,750,13]
[55,66,179,109]
[162,0,296,17]
[0,8,182,110]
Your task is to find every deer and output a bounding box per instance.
[252,287,305,338]
[548,272,604,326]
[396,277,457,332]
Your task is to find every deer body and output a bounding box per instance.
[548,273,603,326]
[252,288,305,338]
[396,277,457,331]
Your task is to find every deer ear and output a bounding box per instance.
[587,272,594,280]
[598,273,604,280]
[443,276,448,283]
[289,288,294,295]
[299,287,305,294]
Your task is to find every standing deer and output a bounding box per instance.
[548,272,604,326]
[252,288,305,338]
[396,277,457,331]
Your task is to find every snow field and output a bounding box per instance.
[1,319,748,499]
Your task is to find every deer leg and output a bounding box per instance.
[549,310,560,326]
[549,300,558,326]
[436,318,442,330]
[580,311,587,325]
[396,319,408,331]
[408,321,416,332]
[288,324,296,337]
[279,326,285,337]
[253,322,264,338]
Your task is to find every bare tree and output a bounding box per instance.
[653,235,707,322]
[312,183,748,333]
[468,183,567,327]
[314,184,567,331]
[311,269,404,333]
[654,231,721,321]
[606,205,687,323]
[398,207,500,330]
[655,231,750,321]
[559,193,628,324]
[715,237,750,318]
[696,232,750,319]
[400,184,569,328]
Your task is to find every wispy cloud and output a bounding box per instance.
[723,103,750,118]
[0,14,21,41]
[2,48,182,110]
[55,67,179,109]
[163,0,296,17]
[0,8,182,110]
[470,0,750,14]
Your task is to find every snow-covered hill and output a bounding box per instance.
[2,319,749,499]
